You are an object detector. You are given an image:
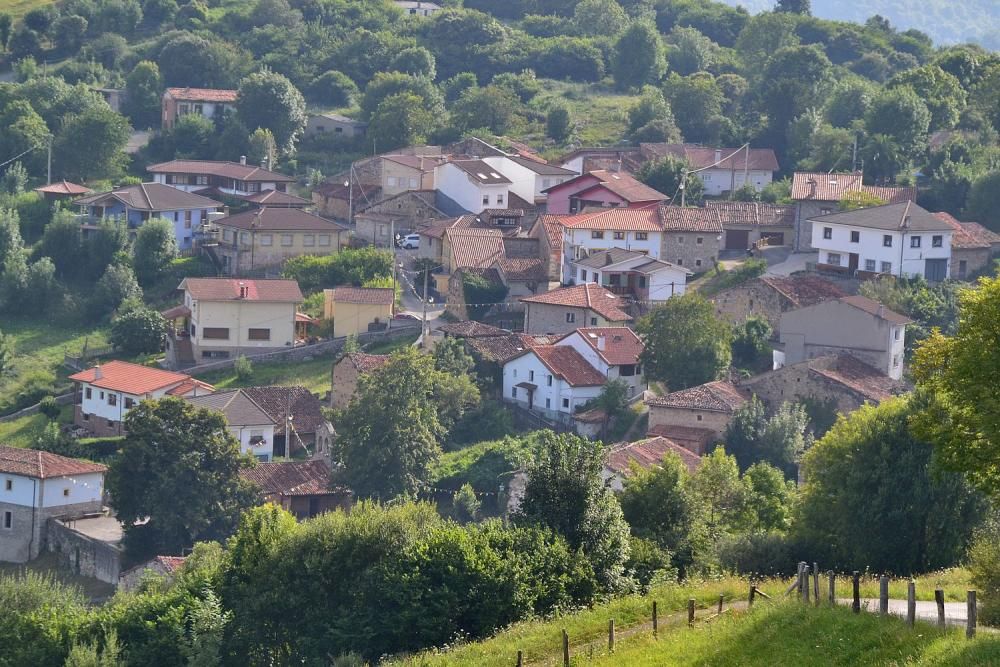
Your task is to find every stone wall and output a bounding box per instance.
[952,247,993,280]
[330,360,362,410]
[662,232,722,273]
[502,237,540,258]
[0,501,43,563]
[47,518,122,584]
[712,280,789,332]
[647,405,731,441]
[739,361,866,415]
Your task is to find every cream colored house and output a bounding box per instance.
[324,287,395,338]
[164,278,304,367]
[211,208,350,275]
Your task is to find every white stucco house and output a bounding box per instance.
[555,327,647,398]
[482,155,576,204]
[571,247,690,304]
[434,159,512,213]
[811,202,953,280]
[187,389,276,462]
[553,207,665,282]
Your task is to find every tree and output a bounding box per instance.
[308,70,358,108]
[54,105,131,182]
[824,78,876,128]
[85,217,129,281]
[0,13,11,50]
[611,21,666,91]
[724,397,810,477]
[572,0,628,37]
[432,337,474,377]
[731,316,772,368]
[664,73,725,144]
[587,379,630,438]
[80,33,128,70]
[236,69,307,155]
[689,447,750,542]
[888,64,966,131]
[111,302,166,356]
[452,483,480,523]
[760,45,832,153]
[636,155,702,204]
[0,329,11,377]
[636,293,731,390]
[8,27,41,60]
[627,86,676,138]
[546,105,571,142]
[667,26,716,76]
[33,210,83,279]
[491,70,541,104]
[180,589,231,667]
[450,85,522,135]
[912,276,1000,499]
[247,128,278,170]
[107,397,260,558]
[360,71,445,120]
[795,395,983,572]
[775,0,810,14]
[515,432,631,592]
[143,0,179,26]
[123,60,163,128]
[966,172,1000,231]
[132,218,178,286]
[442,72,477,103]
[389,46,436,80]
[865,86,931,164]
[157,33,248,88]
[51,15,88,55]
[742,462,793,531]
[169,113,215,158]
[92,263,143,316]
[367,92,436,153]
[24,258,60,316]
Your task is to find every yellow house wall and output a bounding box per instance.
[190,300,298,349]
[328,301,393,338]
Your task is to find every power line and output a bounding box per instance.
[0,144,41,171]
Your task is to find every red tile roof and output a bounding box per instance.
[33,180,91,195]
[467,333,547,364]
[707,201,796,227]
[808,354,906,403]
[546,170,667,203]
[166,87,238,103]
[646,424,719,453]
[74,182,221,211]
[241,460,343,497]
[646,380,749,412]
[179,278,303,302]
[757,275,846,308]
[344,352,391,373]
[520,284,632,322]
[555,207,662,232]
[606,436,702,476]
[0,445,107,479]
[165,378,215,396]
[530,345,606,387]
[495,257,547,282]
[659,205,724,232]
[534,215,564,267]
[561,327,644,366]
[148,159,294,182]
[328,286,395,306]
[217,207,348,232]
[69,360,192,395]
[241,189,312,206]
[448,229,505,269]
[934,212,1000,249]
[242,386,328,435]
[791,172,916,203]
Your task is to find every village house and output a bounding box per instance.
[208,207,349,275]
[311,181,382,222]
[707,201,797,251]
[163,278,303,367]
[434,159,513,214]
[603,436,701,491]
[712,274,846,332]
[503,343,606,424]
[543,169,667,215]
[552,207,665,280]
[659,206,724,272]
[555,327,647,398]
[646,380,749,454]
[811,202,952,280]
[571,248,690,306]
[491,256,549,302]
[241,386,334,459]
[186,389,277,462]
[33,180,91,202]
[933,212,1000,279]
[521,283,632,335]
[161,87,237,130]
[305,112,367,138]
[481,155,576,204]
[777,295,911,380]
[69,361,214,437]
[148,158,295,196]
[437,228,506,292]
[532,215,568,283]
[240,460,351,519]
[323,287,396,338]
[355,190,446,247]
[330,352,391,409]
[394,0,441,15]
[642,144,780,197]
[790,171,917,251]
[240,189,312,208]
[119,556,186,592]
[382,154,443,197]
[0,446,107,563]
[74,183,222,250]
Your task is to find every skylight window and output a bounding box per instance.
[477,173,488,179]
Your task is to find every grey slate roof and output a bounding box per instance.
[187,389,275,427]
[809,202,952,232]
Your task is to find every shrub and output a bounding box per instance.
[234,355,253,381]
[968,521,1000,626]
[38,395,61,419]
[626,536,677,591]
[717,531,801,577]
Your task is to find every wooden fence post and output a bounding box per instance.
[879,576,889,615]
[803,564,811,604]
[828,571,835,605]
[609,619,615,652]
[852,571,861,613]
[813,562,820,607]
[935,589,946,628]
[562,629,569,667]
[718,594,724,615]
[967,590,977,639]
[516,649,523,667]
[688,598,696,626]
[749,584,756,608]
[652,600,658,637]
[907,580,916,627]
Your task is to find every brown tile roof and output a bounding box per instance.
[495,257,547,282]
[505,155,576,176]
[571,169,667,202]
[186,389,275,427]
[448,229,505,269]
[166,87,238,103]
[529,345,607,387]
[449,159,512,184]
[69,360,193,395]
[179,278,303,302]
[34,180,91,195]
[756,275,846,308]
[344,352,391,373]
[811,202,950,232]
[241,460,343,497]
[646,424,719,453]
[659,205,723,232]
[808,354,907,403]
[74,182,221,211]
[328,287,395,306]
[520,283,632,322]
[165,378,215,396]
[561,327,644,366]
[534,215,564,266]
[467,333,547,364]
[0,445,107,479]
[791,172,916,203]
[242,386,328,435]
[217,207,348,232]
[707,201,796,227]
[436,321,509,338]
[555,207,662,232]
[606,436,702,476]
[147,159,294,182]
[934,212,1000,249]
[241,189,312,206]
[837,295,912,325]
[646,380,748,412]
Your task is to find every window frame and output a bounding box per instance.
[202,327,230,340]
[823,227,833,240]
[883,235,893,247]
[248,328,271,341]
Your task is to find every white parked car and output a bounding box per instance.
[401,234,420,249]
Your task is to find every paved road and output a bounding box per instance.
[394,248,445,328]
[838,598,969,627]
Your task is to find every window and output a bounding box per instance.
[496,194,504,205]
[63,488,70,497]
[893,354,901,367]
[223,229,233,242]
[910,236,921,248]
[545,398,551,409]
[823,227,833,240]
[184,210,192,229]
[547,375,552,386]
[511,387,517,398]
[240,232,250,245]
[894,327,901,341]
[636,232,648,241]
[100,391,104,400]
[124,397,134,409]
[580,269,587,281]
[677,258,683,266]
[883,235,893,247]
[249,430,265,445]
[303,234,315,247]
[638,276,647,288]
[409,178,418,188]
[483,195,490,205]
[695,258,703,268]
[696,237,703,244]
[850,230,860,243]
[260,234,273,246]
[4,480,10,491]
[248,328,271,341]
[196,175,208,185]
[677,236,684,244]
[827,252,842,266]
[959,259,967,278]
[529,370,534,382]
[85,387,92,399]
[820,207,833,215]
[203,327,230,340]
[565,312,576,323]
[613,231,625,240]
[562,398,569,408]
[513,369,517,378]
[932,235,943,247]
[3,511,11,529]
[590,317,597,326]
[865,259,876,272]
[82,413,89,421]
[591,231,604,239]
[881,261,892,273]
[108,393,117,407]
[387,176,397,187]
[202,350,230,359]
[620,364,636,377]
[281,234,293,246]
[696,414,703,422]
[318,234,331,246]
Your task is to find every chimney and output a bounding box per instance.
[714,149,722,163]
[93,364,102,380]
[238,281,247,299]
[808,178,817,198]
[597,335,606,351]
[239,155,247,166]
[878,304,885,318]
[605,251,613,266]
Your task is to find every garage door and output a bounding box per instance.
[725,230,750,250]
[760,232,785,246]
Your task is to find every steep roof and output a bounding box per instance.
[241,460,342,497]
[527,345,607,387]
[606,436,701,476]
[555,207,662,232]
[147,159,294,182]
[179,278,303,302]
[807,354,907,403]
[811,201,950,233]
[561,327,644,366]
[934,212,1000,249]
[0,445,107,479]
[707,201,796,227]
[467,333,548,364]
[74,182,221,211]
[240,189,312,207]
[646,380,749,412]
[659,205,724,232]
[447,229,505,268]
[520,283,632,322]
[535,215,564,267]
[436,321,509,338]
[756,275,846,308]
[791,172,916,203]
[837,295,912,325]
[328,287,395,306]
[448,159,512,184]
[186,389,275,427]
[241,386,327,435]
[495,257,547,282]
[166,87,238,102]
[69,360,192,395]
[34,180,91,195]
[342,352,391,373]
[216,207,348,232]
[573,169,667,202]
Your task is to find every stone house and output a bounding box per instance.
[119,556,187,592]
[240,460,351,519]
[707,201,796,251]
[242,386,335,459]
[311,181,382,222]
[520,283,632,335]
[354,190,446,247]
[645,380,749,454]
[305,113,367,138]
[659,206,723,273]
[933,212,1000,279]
[330,352,390,409]
[603,436,701,491]
[711,274,846,332]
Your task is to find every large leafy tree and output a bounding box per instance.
[759,45,833,153]
[888,64,966,131]
[157,32,248,88]
[515,432,631,592]
[636,293,732,390]
[724,397,809,477]
[912,276,1000,499]
[236,69,307,155]
[795,395,983,572]
[636,155,702,203]
[107,397,260,558]
[611,21,666,91]
[864,86,932,165]
[111,302,166,356]
[53,104,131,181]
[367,92,437,153]
[132,218,178,286]
[123,60,163,129]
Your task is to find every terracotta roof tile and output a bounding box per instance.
[344,352,391,373]
[545,170,667,203]
[448,229,505,269]
[529,345,606,386]
[606,436,702,476]
[69,360,194,395]
[659,205,723,232]
[646,424,720,452]
[808,354,907,402]
[74,182,221,211]
[166,87,238,103]
[241,189,312,206]
[436,321,509,338]
[520,284,632,322]
[240,460,344,497]
[646,380,748,412]
[707,201,796,227]
[179,278,303,302]
[147,159,294,182]
[934,212,1000,249]
[757,275,846,308]
[217,207,348,232]
[328,287,395,306]
[241,386,328,435]
[495,257,547,282]
[534,215,564,266]
[165,378,215,396]
[555,207,663,232]
[467,333,547,364]
[561,327,644,366]
[0,445,107,479]
[791,171,916,203]
[33,180,91,195]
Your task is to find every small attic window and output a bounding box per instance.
[477,173,488,179]
[490,172,502,178]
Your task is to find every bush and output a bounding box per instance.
[718,531,802,578]
[968,521,1000,626]
[38,395,61,419]
[234,355,253,381]
[626,536,677,592]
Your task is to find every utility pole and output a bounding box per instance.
[46,139,52,185]
[421,268,429,339]
[680,171,687,208]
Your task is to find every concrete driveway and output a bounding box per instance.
[766,250,818,276]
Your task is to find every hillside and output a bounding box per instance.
[0,0,53,18]
[720,0,1000,49]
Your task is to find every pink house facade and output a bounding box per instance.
[544,170,667,215]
